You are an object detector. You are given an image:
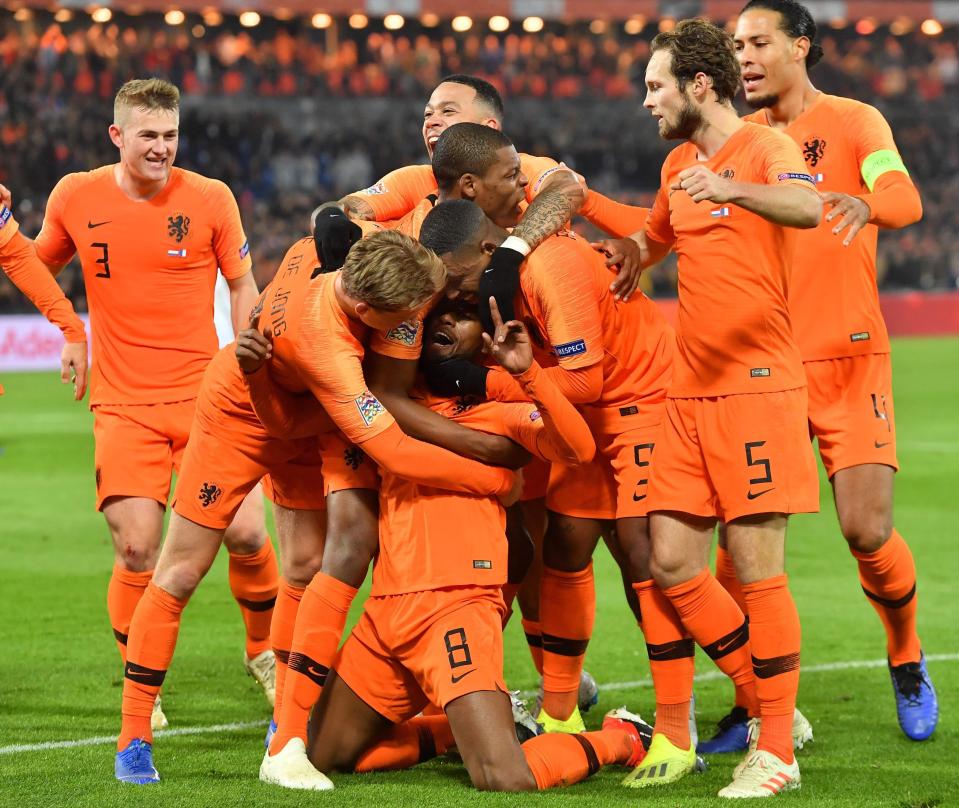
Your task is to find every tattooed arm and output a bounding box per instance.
[511,170,586,250]
[338,195,376,221]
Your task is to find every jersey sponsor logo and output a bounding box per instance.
[354,390,387,427]
[198,482,222,508]
[0,205,11,229]
[802,137,827,167]
[529,410,541,422]
[710,206,731,218]
[167,213,191,243]
[472,560,492,569]
[554,338,587,358]
[385,319,420,346]
[362,181,388,195]
[777,172,816,184]
[619,405,639,416]
[239,240,250,260]
[167,248,187,258]
[750,367,771,378]
[850,331,871,342]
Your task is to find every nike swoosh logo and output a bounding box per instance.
[87,220,111,229]
[874,440,891,448]
[125,670,152,679]
[746,488,775,500]
[306,665,326,678]
[451,669,475,684]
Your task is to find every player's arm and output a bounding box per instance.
[365,351,531,469]
[339,165,436,222]
[581,190,650,239]
[673,164,821,228]
[483,298,594,465]
[226,271,259,337]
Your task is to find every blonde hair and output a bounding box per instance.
[342,230,446,312]
[114,78,180,127]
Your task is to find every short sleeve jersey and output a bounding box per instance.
[372,393,548,596]
[745,94,905,360]
[34,166,252,406]
[253,237,423,446]
[645,123,812,398]
[517,230,673,410]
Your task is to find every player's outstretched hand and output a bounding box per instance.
[482,296,532,375]
[313,207,362,272]
[0,183,12,209]
[672,165,733,204]
[61,341,87,401]
[591,238,643,302]
[236,327,273,374]
[821,192,870,247]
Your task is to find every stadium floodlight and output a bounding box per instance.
[890,17,913,36]
[624,16,644,34]
[91,7,113,23]
[164,10,186,26]
[589,19,606,34]
[13,8,32,21]
[421,12,439,26]
[452,16,473,32]
[855,18,877,35]
[657,17,675,32]
[384,14,405,30]
[312,13,332,28]
[239,11,261,27]
[921,18,943,36]
[192,24,205,37]
[829,17,847,29]
[349,13,369,28]
[522,16,543,32]
[54,8,73,22]
[202,9,223,25]
[489,16,509,32]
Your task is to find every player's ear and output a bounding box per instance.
[794,35,810,64]
[108,124,123,149]
[459,174,478,201]
[354,301,370,318]
[481,237,499,255]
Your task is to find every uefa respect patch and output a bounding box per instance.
[0,205,11,229]
[777,172,816,184]
[354,390,387,427]
[554,338,587,358]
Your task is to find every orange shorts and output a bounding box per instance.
[319,430,381,495]
[92,399,196,510]
[335,585,508,722]
[804,353,898,478]
[547,405,664,520]
[520,457,550,502]
[646,389,819,523]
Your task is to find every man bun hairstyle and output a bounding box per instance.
[741,0,824,67]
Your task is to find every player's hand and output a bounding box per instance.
[0,183,12,209]
[591,237,643,301]
[821,192,871,246]
[236,327,273,374]
[313,207,363,272]
[497,469,524,508]
[672,165,734,204]
[423,355,489,398]
[482,297,532,375]
[478,244,524,334]
[340,196,376,222]
[61,341,87,401]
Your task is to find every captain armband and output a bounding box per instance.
[860,150,909,192]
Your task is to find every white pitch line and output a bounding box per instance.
[3,653,956,757]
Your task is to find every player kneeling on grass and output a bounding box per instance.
[258,299,651,791]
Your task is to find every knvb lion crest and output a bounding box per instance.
[802,137,826,167]
[167,213,191,243]
[343,446,366,471]
[198,482,222,508]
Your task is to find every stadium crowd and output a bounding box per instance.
[1,11,957,310]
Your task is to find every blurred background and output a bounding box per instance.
[1,0,957,313]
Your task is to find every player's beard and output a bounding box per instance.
[745,92,780,110]
[661,99,703,141]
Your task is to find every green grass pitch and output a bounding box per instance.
[0,336,957,807]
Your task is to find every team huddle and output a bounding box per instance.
[0,0,940,799]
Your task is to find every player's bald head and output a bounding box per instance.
[432,123,514,193]
[419,199,489,257]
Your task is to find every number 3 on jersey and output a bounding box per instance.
[92,241,110,278]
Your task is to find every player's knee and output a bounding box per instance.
[283,552,325,589]
[321,531,377,588]
[543,525,593,572]
[152,560,204,600]
[840,513,893,554]
[113,539,159,573]
[650,545,696,590]
[222,521,267,555]
[469,758,537,792]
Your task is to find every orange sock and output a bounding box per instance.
[522,729,632,789]
[501,582,521,628]
[353,715,456,771]
[521,618,544,675]
[742,575,800,764]
[851,529,921,666]
[228,539,279,659]
[634,580,694,748]
[540,564,594,720]
[714,547,751,709]
[118,582,187,749]
[270,580,304,723]
[107,564,153,665]
[664,569,758,717]
[270,573,357,755]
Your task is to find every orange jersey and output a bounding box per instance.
[373,368,590,597]
[745,94,912,360]
[513,229,673,416]
[645,123,812,398]
[251,237,422,446]
[351,154,584,222]
[34,165,252,406]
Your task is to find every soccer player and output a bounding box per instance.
[0,196,87,399]
[114,228,520,784]
[295,299,653,793]
[729,0,937,742]
[600,20,822,797]
[413,122,675,736]
[6,79,278,729]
